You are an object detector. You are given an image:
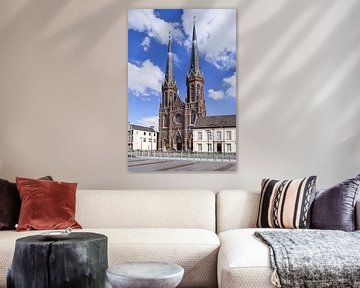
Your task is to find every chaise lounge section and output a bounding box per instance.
[216,189,360,288]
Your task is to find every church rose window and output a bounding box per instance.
[174,113,183,125]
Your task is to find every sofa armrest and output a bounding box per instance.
[356,200,360,230]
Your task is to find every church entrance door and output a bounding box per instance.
[177,143,182,151]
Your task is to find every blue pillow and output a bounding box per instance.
[311,174,360,231]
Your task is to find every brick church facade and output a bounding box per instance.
[158,20,206,151]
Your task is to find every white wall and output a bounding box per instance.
[0,0,359,191]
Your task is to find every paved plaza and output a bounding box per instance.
[128,157,236,172]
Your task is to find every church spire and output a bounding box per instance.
[165,31,174,83]
[189,16,200,73]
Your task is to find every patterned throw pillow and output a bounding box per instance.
[257,176,317,229]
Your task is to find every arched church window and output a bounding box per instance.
[191,111,196,125]
[164,93,167,107]
[190,85,194,102]
[163,115,169,127]
[196,84,200,97]
[169,92,173,104]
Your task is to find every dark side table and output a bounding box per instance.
[7,232,108,288]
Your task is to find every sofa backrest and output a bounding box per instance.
[217,190,360,233]
[76,190,216,231]
[216,190,260,233]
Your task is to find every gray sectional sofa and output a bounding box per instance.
[0,189,359,288]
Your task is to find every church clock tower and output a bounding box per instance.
[184,18,206,151]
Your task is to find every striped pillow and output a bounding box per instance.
[257,176,317,229]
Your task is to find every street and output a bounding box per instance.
[128,157,236,172]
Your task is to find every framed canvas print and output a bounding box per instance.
[128,9,236,172]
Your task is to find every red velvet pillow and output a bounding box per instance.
[16,177,82,231]
[0,176,53,230]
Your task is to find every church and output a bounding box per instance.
[158,19,206,152]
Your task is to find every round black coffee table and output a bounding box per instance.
[106,262,184,288]
[7,232,108,288]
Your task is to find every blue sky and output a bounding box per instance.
[128,9,236,130]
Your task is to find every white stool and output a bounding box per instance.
[106,262,184,288]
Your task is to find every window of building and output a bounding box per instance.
[208,143,212,152]
[143,138,146,142]
[227,144,231,152]
[198,143,202,151]
[153,139,156,143]
[143,132,146,135]
[226,131,232,140]
[207,131,212,140]
[217,131,222,140]
[198,131,202,140]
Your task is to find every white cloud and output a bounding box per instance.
[223,73,236,98]
[136,116,159,131]
[208,89,225,100]
[208,72,236,100]
[141,36,151,51]
[181,9,236,70]
[128,60,164,98]
[128,9,184,45]
[172,53,182,68]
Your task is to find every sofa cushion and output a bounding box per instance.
[0,179,20,230]
[76,190,216,231]
[16,177,82,231]
[216,190,260,233]
[257,176,316,229]
[311,174,360,231]
[218,228,277,288]
[0,228,220,288]
[0,176,53,230]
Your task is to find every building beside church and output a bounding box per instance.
[158,20,206,151]
[128,123,157,151]
[192,115,236,153]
